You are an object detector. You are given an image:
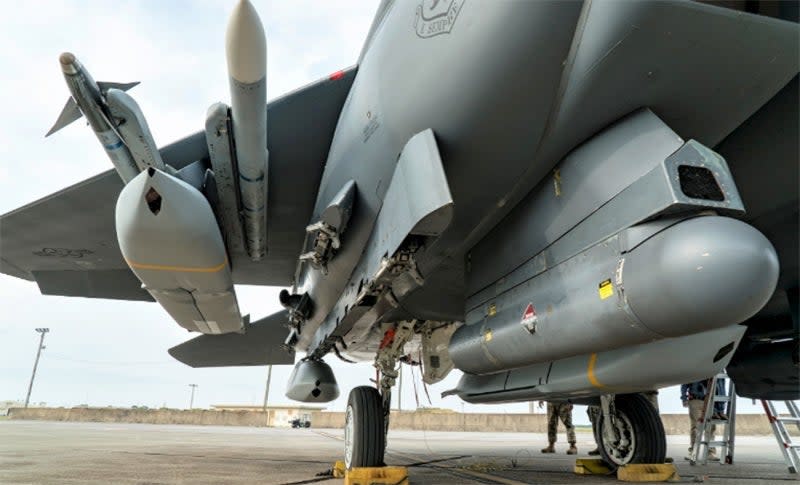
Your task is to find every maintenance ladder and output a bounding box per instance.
[761,400,800,474]
[691,374,736,466]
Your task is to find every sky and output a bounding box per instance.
[0,0,767,423]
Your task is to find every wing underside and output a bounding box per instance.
[0,68,357,300]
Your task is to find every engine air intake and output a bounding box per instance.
[678,165,724,201]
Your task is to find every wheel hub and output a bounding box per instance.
[344,405,355,468]
[602,412,636,465]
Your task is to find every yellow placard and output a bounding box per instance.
[598,279,614,300]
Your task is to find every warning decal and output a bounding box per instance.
[521,303,537,333]
[598,279,614,300]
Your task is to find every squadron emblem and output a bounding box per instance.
[414,0,464,39]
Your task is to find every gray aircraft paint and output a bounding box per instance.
[450,215,778,375]
[1,1,798,399]
[55,54,140,183]
[204,102,247,256]
[169,310,295,367]
[226,0,269,261]
[285,359,340,403]
[116,169,243,335]
[105,88,167,173]
[447,324,746,404]
[303,129,454,358]
[289,0,798,361]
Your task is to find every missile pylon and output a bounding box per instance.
[226,0,269,261]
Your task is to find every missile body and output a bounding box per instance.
[105,88,166,172]
[116,168,244,334]
[449,216,779,375]
[226,0,269,261]
[56,53,140,182]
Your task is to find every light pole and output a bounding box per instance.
[397,364,402,412]
[25,328,49,408]
[262,365,273,425]
[188,384,198,409]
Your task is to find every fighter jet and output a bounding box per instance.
[1,0,797,471]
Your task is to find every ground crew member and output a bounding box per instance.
[681,380,719,461]
[539,401,577,454]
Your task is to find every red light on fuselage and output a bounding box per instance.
[329,70,345,81]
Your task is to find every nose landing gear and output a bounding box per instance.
[344,386,386,469]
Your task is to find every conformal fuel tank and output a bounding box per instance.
[449,216,779,375]
[116,168,243,334]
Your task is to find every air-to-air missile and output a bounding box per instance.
[48,52,168,182]
[47,52,143,182]
[226,0,269,261]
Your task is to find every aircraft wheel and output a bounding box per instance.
[596,394,666,469]
[344,386,385,469]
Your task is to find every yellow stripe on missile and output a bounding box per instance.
[126,258,228,273]
[587,353,609,389]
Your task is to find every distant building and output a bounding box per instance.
[211,404,325,427]
[1,400,25,416]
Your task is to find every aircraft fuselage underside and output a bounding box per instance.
[284,2,795,406]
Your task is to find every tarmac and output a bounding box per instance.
[0,420,795,484]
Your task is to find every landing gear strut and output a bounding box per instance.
[596,394,667,469]
[344,321,416,469]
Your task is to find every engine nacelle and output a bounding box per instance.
[116,168,243,334]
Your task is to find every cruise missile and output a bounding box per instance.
[116,167,244,335]
[48,52,141,182]
[226,0,269,261]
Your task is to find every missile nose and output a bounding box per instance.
[59,52,78,75]
[623,216,779,337]
[225,0,267,84]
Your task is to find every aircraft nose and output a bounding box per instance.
[622,216,779,338]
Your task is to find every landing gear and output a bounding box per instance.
[595,394,666,469]
[343,321,418,469]
[344,386,385,469]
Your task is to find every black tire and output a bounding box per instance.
[344,386,385,469]
[596,394,666,469]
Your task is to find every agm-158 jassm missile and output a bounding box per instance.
[47,53,166,182]
[116,167,244,335]
[226,0,269,261]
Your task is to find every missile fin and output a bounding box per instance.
[97,81,140,93]
[45,97,82,137]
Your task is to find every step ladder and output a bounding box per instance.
[761,400,800,474]
[691,373,736,465]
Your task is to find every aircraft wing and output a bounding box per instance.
[0,67,357,300]
[168,310,295,367]
[0,170,152,300]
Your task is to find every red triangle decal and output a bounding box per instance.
[523,303,535,320]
